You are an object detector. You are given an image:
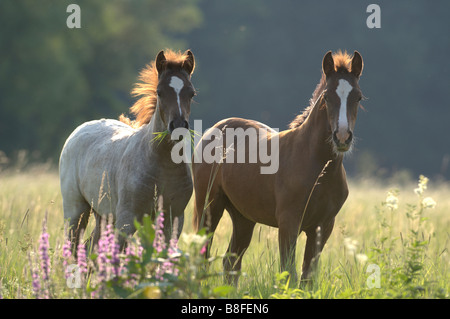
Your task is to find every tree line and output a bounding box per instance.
[1,1,449,179]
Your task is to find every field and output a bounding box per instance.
[0,168,448,299]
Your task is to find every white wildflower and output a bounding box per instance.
[180,233,208,247]
[422,197,436,209]
[356,253,369,264]
[344,237,358,255]
[385,191,399,210]
[414,175,429,196]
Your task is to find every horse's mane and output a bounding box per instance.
[289,50,352,129]
[120,49,192,128]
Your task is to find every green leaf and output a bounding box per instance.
[213,285,235,297]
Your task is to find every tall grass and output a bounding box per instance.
[0,168,448,298]
[0,170,64,297]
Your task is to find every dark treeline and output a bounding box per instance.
[0,0,449,180]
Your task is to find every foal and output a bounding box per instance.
[60,50,196,250]
[192,51,364,283]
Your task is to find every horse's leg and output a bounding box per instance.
[301,218,335,281]
[116,215,136,250]
[193,193,207,231]
[160,194,187,242]
[63,198,91,254]
[278,217,300,283]
[194,184,224,231]
[85,211,102,254]
[115,201,137,250]
[193,185,226,257]
[223,205,256,285]
[204,192,226,259]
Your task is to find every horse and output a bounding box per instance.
[59,49,196,251]
[192,50,364,284]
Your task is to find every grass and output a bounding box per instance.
[0,167,449,298]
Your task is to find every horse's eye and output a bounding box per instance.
[157,89,162,97]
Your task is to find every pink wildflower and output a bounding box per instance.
[153,212,166,253]
[38,224,50,281]
[97,224,110,282]
[62,240,72,279]
[30,256,41,298]
[200,244,207,255]
[77,242,87,275]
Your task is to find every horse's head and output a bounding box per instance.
[322,50,363,153]
[155,50,196,134]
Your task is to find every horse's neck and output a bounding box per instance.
[141,107,184,170]
[293,97,343,165]
[147,105,167,135]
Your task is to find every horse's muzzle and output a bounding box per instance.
[168,118,189,134]
[333,130,353,152]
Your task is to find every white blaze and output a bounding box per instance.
[169,76,184,116]
[336,79,353,135]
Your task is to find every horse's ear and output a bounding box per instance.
[351,51,363,78]
[182,50,195,75]
[155,50,166,74]
[322,51,335,77]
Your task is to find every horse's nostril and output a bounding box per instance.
[169,121,175,133]
[333,131,339,144]
[168,119,189,133]
[345,131,353,145]
[333,130,353,146]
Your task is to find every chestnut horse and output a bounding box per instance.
[60,49,196,250]
[192,50,364,283]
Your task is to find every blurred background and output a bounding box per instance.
[0,0,449,181]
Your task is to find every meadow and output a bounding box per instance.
[0,167,448,299]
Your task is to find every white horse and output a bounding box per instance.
[59,50,196,249]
